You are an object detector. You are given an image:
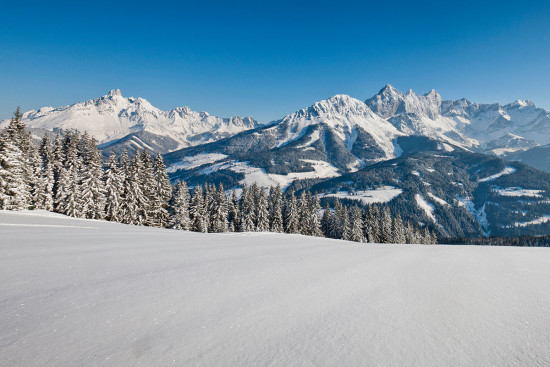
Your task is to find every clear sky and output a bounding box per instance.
[1,0,549,123]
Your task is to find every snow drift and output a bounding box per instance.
[1,211,550,366]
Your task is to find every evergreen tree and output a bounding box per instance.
[190,186,207,233]
[104,151,123,222]
[379,206,393,243]
[137,150,156,225]
[0,132,30,210]
[227,190,239,232]
[392,213,406,244]
[255,188,270,232]
[342,207,351,241]
[170,180,191,230]
[350,205,366,242]
[211,183,229,232]
[32,135,54,211]
[239,185,255,232]
[269,184,284,233]
[79,134,105,219]
[152,153,172,227]
[284,191,299,234]
[297,191,310,235]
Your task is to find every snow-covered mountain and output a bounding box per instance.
[164,94,404,188]
[366,84,550,155]
[0,89,259,154]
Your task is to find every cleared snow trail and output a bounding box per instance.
[1,211,550,367]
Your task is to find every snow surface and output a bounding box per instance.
[166,153,229,173]
[478,166,517,182]
[319,186,402,205]
[198,159,340,189]
[415,194,436,222]
[2,211,550,366]
[513,215,550,227]
[491,187,543,197]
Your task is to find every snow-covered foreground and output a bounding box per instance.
[1,211,550,367]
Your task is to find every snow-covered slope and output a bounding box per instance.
[2,211,550,366]
[0,89,259,154]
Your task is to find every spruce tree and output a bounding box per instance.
[392,213,406,244]
[211,183,229,232]
[104,151,124,222]
[255,188,270,232]
[379,206,393,243]
[170,180,191,230]
[269,184,284,233]
[79,135,105,219]
[284,191,299,234]
[190,186,208,232]
[0,132,30,210]
[350,205,365,242]
[152,153,172,227]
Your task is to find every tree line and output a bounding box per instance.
[0,108,436,244]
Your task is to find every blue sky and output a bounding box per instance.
[1,0,549,122]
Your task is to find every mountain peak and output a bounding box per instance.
[106,89,122,98]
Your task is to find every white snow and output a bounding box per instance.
[319,186,403,204]
[166,153,229,173]
[478,166,517,182]
[0,90,258,150]
[456,196,490,236]
[513,215,550,227]
[199,159,340,189]
[2,211,550,366]
[492,187,543,197]
[415,194,436,222]
[427,192,450,206]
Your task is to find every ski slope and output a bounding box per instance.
[1,211,550,366]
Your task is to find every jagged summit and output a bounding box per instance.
[106,89,122,98]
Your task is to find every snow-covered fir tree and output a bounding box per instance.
[170,180,191,230]
[103,151,123,222]
[284,191,299,234]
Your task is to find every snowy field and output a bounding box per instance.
[1,211,550,366]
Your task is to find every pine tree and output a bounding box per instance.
[32,135,54,211]
[190,186,208,233]
[350,205,365,243]
[392,213,406,244]
[227,190,239,232]
[321,204,333,237]
[342,207,351,241]
[152,153,172,227]
[0,132,30,210]
[137,150,156,225]
[211,183,229,232]
[297,191,310,235]
[170,180,191,230]
[309,193,323,236]
[239,185,255,232]
[268,184,284,233]
[79,134,105,219]
[255,188,270,232]
[55,131,82,217]
[284,191,299,234]
[104,151,123,222]
[379,206,393,243]
[334,200,346,239]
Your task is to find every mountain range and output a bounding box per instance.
[3,86,550,238]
